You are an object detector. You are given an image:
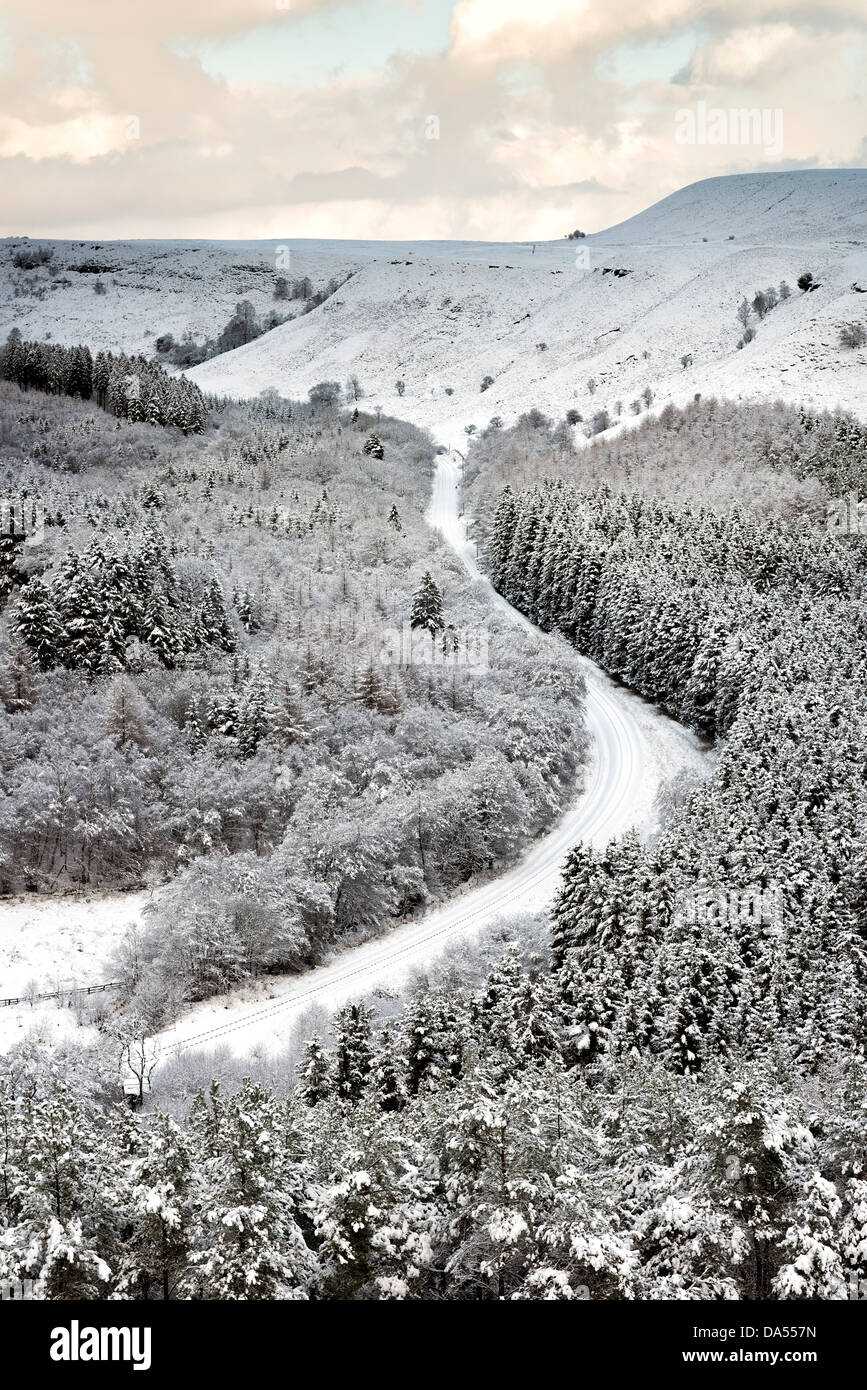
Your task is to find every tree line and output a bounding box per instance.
[1,335,208,434]
[486,474,867,1076]
[0,386,588,996]
[2,938,865,1300]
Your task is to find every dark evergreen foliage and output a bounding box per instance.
[487,478,867,1072]
[1,334,207,434]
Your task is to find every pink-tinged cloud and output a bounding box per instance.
[0,0,865,238]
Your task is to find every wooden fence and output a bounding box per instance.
[0,981,121,1008]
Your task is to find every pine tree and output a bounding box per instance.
[140,588,179,668]
[0,637,37,712]
[237,667,275,757]
[477,944,525,1071]
[118,1110,193,1301]
[185,701,207,753]
[299,1036,332,1107]
[403,993,452,1097]
[200,576,236,652]
[237,589,261,635]
[187,1079,311,1299]
[773,1171,847,1299]
[357,662,385,712]
[703,1066,802,1300]
[550,843,597,970]
[6,1082,115,1299]
[207,688,240,741]
[362,434,384,460]
[271,675,309,746]
[410,572,444,636]
[487,486,517,591]
[334,1003,373,1104]
[59,554,110,672]
[372,1026,407,1113]
[13,576,62,670]
[0,528,24,602]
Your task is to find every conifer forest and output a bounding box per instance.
[3,6,867,1348]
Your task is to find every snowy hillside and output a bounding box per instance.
[2,170,864,433]
[0,237,361,359]
[187,169,867,434]
[596,169,867,246]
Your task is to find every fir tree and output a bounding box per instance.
[13,576,62,670]
[362,434,384,460]
[410,572,444,636]
[334,1003,373,1104]
[299,1036,332,1107]
[372,1026,407,1113]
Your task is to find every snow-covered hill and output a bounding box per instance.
[596,169,867,246]
[2,170,866,432]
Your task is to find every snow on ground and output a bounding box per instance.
[187,171,867,428]
[0,239,351,358]
[0,890,153,1053]
[0,889,151,998]
[0,889,153,1050]
[2,171,866,434]
[154,452,710,1059]
[191,227,867,431]
[0,999,98,1054]
[5,168,855,1059]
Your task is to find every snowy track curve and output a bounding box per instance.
[157,452,701,1058]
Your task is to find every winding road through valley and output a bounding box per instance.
[156,451,707,1059]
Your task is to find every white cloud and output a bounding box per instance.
[0,109,128,162]
[0,0,865,237]
[451,0,590,53]
[689,23,810,83]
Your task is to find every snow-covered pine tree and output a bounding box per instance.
[299,1036,332,1107]
[12,577,62,670]
[186,1079,311,1299]
[334,1003,374,1103]
[372,1025,407,1113]
[200,575,236,652]
[362,434,384,460]
[410,571,444,636]
[116,1109,193,1301]
[0,638,37,712]
[236,667,275,757]
[357,662,385,712]
[550,843,598,970]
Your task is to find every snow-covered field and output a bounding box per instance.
[0,888,153,997]
[0,889,153,1052]
[3,170,865,431]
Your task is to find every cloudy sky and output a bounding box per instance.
[1,0,865,241]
